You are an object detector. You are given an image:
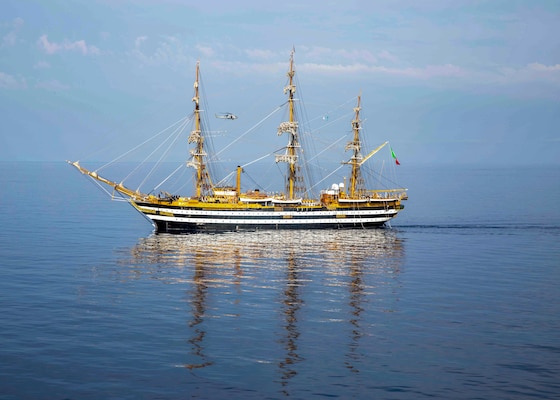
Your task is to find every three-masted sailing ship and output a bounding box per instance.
[69,50,407,233]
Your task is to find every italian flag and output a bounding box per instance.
[391,147,401,165]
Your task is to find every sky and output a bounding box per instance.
[1,0,559,165]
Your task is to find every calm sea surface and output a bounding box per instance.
[1,162,559,399]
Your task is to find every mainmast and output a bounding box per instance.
[345,95,366,198]
[187,61,212,198]
[276,49,304,200]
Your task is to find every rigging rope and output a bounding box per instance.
[214,171,236,188]
[305,135,347,164]
[213,152,274,187]
[85,174,129,202]
[214,103,285,158]
[119,117,188,185]
[151,162,186,193]
[242,152,273,168]
[135,118,189,191]
[308,164,345,193]
[306,96,357,124]
[97,115,191,173]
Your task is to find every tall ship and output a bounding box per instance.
[69,50,408,233]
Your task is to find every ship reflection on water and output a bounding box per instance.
[119,229,405,393]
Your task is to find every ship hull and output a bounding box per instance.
[133,201,402,234]
[152,219,389,233]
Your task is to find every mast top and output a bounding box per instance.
[288,47,295,79]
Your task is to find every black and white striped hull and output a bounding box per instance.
[133,203,401,233]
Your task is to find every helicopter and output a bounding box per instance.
[215,112,238,120]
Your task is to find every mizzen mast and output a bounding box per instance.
[345,95,366,198]
[276,49,304,200]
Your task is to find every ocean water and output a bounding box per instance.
[1,162,559,399]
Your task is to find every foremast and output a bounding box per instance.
[275,49,304,200]
[187,61,213,199]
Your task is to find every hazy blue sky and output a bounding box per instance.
[1,0,559,165]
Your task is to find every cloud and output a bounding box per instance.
[12,17,23,28]
[299,62,466,79]
[195,44,215,58]
[0,71,27,89]
[212,46,465,80]
[120,35,560,92]
[129,35,189,68]
[528,63,560,72]
[493,62,560,86]
[298,46,379,64]
[245,48,276,60]
[35,79,70,91]
[214,46,559,89]
[198,42,469,84]
[2,31,17,47]
[378,50,398,63]
[210,60,284,77]
[34,61,51,69]
[2,17,24,47]
[134,35,147,49]
[37,34,100,55]
[338,49,378,64]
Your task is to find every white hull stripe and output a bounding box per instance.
[137,206,397,217]
[145,214,396,225]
